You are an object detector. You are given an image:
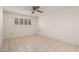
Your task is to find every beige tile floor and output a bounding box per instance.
[1,35,79,52]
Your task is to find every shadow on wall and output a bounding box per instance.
[38,7,79,46]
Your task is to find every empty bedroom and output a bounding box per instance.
[0,6,79,52]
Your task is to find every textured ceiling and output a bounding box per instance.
[3,6,70,17]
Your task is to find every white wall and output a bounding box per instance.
[4,11,38,39]
[38,7,79,45]
[0,7,3,48]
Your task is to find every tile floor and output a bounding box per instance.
[1,35,79,52]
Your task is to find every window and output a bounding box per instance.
[25,19,27,25]
[20,18,23,25]
[15,17,18,25]
[14,17,31,25]
[28,19,31,25]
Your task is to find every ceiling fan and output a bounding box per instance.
[32,6,43,14]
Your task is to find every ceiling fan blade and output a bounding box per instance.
[32,6,40,10]
[36,6,40,9]
[32,6,36,10]
[37,10,43,13]
[32,10,35,14]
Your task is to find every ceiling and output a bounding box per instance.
[3,6,70,18]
